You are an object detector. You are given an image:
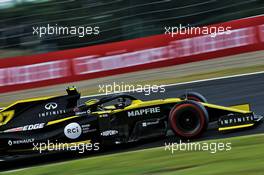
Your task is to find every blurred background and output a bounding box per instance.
[0,0,264,58]
[0,0,264,104]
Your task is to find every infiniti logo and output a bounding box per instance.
[45,102,58,110]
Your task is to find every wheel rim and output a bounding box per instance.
[176,109,201,133]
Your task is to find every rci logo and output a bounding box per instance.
[45,102,58,110]
[64,122,82,139]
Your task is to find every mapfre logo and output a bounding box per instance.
[45,102,58,110]
[64,122,82,139]
[127,107,160,117]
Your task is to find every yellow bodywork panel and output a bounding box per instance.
[47,116,80,126]
[103,105,116,110]
[229,104,251,112]
[125,98,181,110]
[125,99,252,114]
[219,123,254,131]
[101,98,251,115]
[202,103,251,114]
[85,99,100,106]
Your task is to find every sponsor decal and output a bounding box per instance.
[99,114,109,118]
[23,123,45,130]
[8,138,35,146]
[45,102,58,110]
[64,122,82,139]
[127,107,160,117]
[75,111,87,115]
[142,120,160,127]
[38,109,66,117]
[219,114,254,126]
[3,127,23,133]
[81,124,97,133]
[82,124,90,128]
[3,123,45,133]
[38,102,65,118]
[100,130,118,136]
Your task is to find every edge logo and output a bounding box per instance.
[3,123,45,133]
[127,107,160,117]
[45,102,58,110]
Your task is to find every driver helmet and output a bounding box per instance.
[116,97,126,109]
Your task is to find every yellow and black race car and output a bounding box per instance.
[0,88,263,160]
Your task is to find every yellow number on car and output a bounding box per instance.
[0,110,15,126]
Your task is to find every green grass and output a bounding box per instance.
[2,134,264,175]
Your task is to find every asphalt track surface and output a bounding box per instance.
[1,72,264,172]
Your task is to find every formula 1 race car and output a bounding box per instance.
[0,88,263,160]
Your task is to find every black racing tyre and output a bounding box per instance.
[169,101,209,139]
[179,92,207,103]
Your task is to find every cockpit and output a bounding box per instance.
[83,94,139,111]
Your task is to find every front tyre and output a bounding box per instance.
[169,101,209,139]
[179,92,207,103]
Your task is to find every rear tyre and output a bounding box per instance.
[169,101,209,139]
[179,92,207,103]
